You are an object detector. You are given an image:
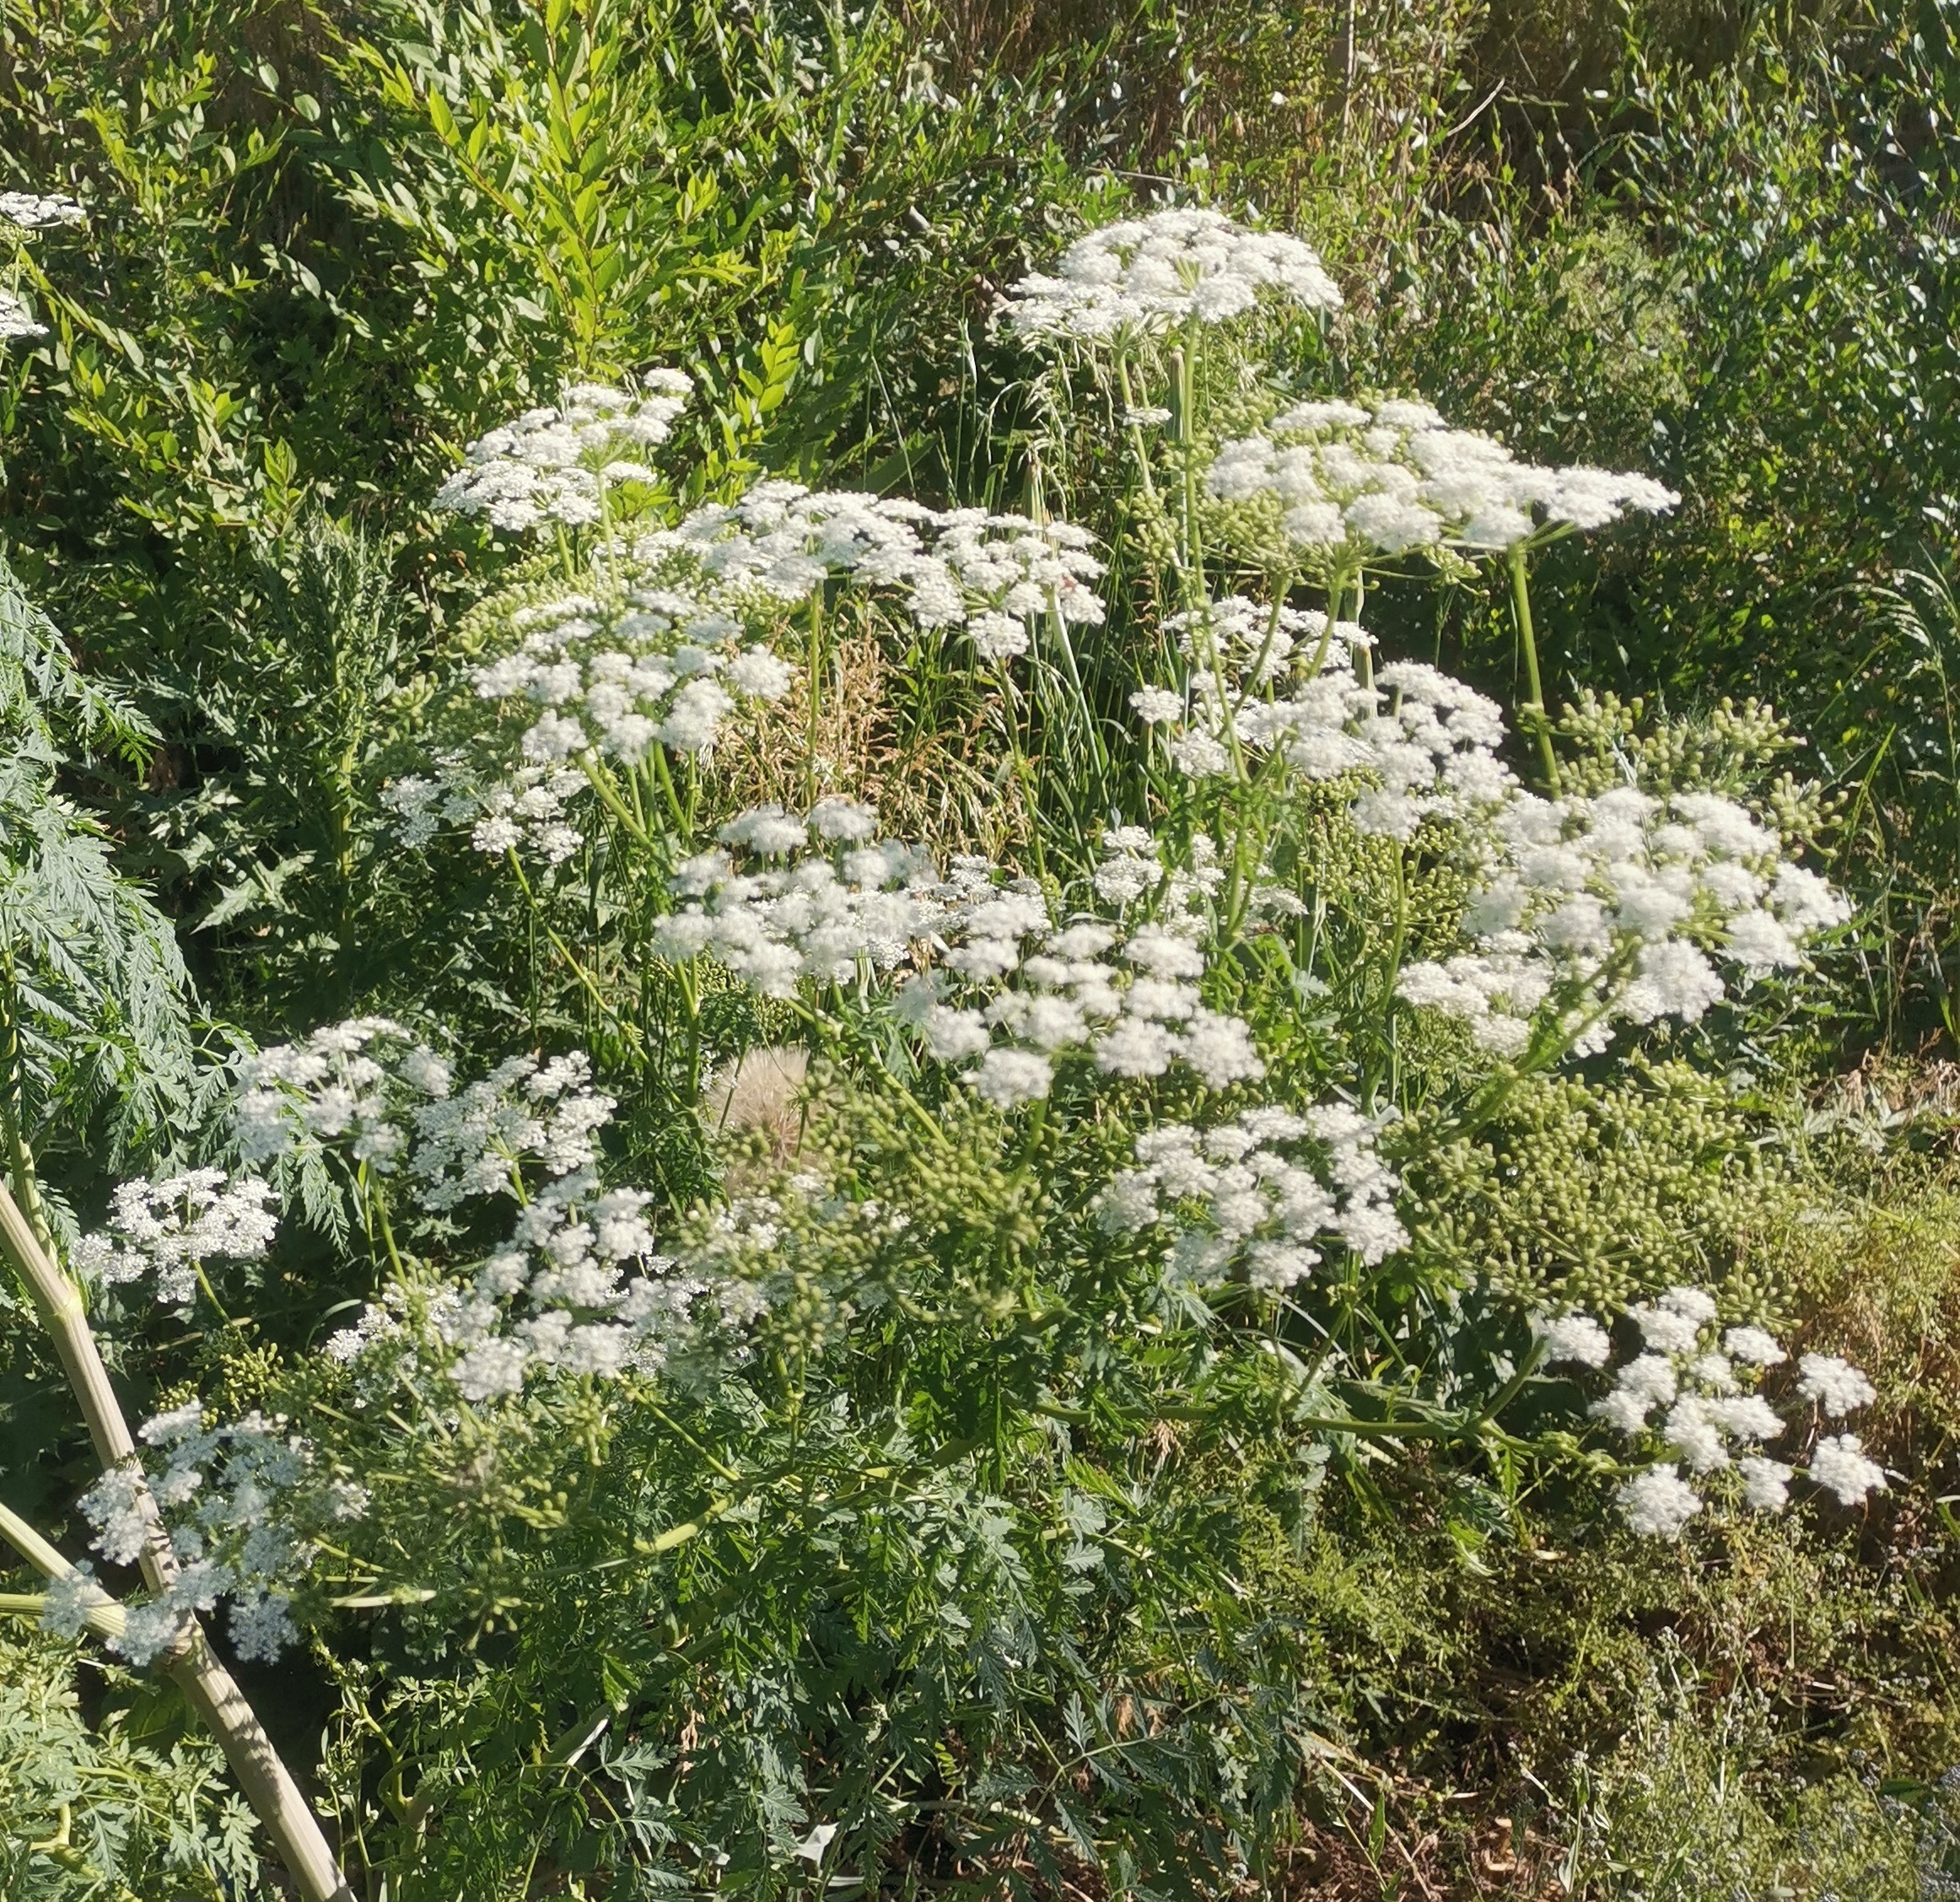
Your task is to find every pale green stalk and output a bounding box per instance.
[1306,558,1360,676]
[1507,544,1561,793]
[505,847,645,1053]
[1175,326,1202,583]
[0,1177,356,1902]
[1114,354,1165,516]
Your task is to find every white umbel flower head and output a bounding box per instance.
[1737,1455,1793,1511]
[0,191,86,228]
[1001,207,1342,342]
[1723,1325,1787,1367]
[0,288,46,339]
[1618,1464,1703,1538]
[1807,1433,1886,1506]
[69,1172,278,1307]
[1209,396,1677,561]
[1796,1354,1877,1418]
[434,373,694,531]
[1537,1312,1612,1368]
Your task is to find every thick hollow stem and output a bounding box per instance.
[0,1183,355,1902]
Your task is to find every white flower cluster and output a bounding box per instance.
[1096,1103,1406,1290]
[659,811,1266,1107]
[1001,207,1342,342]
[380,581,795,864]
[236,1018,615,1209]
[68,1170,277,1306]
[231,1021,742,1403]
[0,191,86,229]
[1166,594,1357,688]
[1206,396,1678,557]
[433,372,693,532]
[65,1022,770,1662]
[384,755,590,865]
[1135,602,1503,816]
[655,799,930,994]
[635,482,1107,643]
[1136,613,1839,1064]
[414,1168,736,1403]
[392,486,1107,864]
[1397,783,1850,1059]
[0,289,45,340]
[1537,1287,1887,1536]
[70,1404,343,1667]
[1135,593,1361,777]
[463,586,795,768]
[236,1016,451,1174]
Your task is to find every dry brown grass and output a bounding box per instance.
[706,622,1029,865]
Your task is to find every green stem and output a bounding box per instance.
[1115,355,1166,515]
[369,1188,411,1283]
[193,1262,237,1326]
[1307,561,1357,676]
[1176,329,1201,580]
[648,741,689,837]
[0,953,53,1258]
[504,849,644,1053]
[1233,568,1295,713]
[1198,606,1250,786]
[1367,847,1410,1111]
[580,755,660,849]
[1508,545,1561,794]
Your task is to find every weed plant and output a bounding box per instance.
[2,3,1959,1899]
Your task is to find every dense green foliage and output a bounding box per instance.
[4,3,1960,1899]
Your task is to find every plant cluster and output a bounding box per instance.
[3,5,1959,1899]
